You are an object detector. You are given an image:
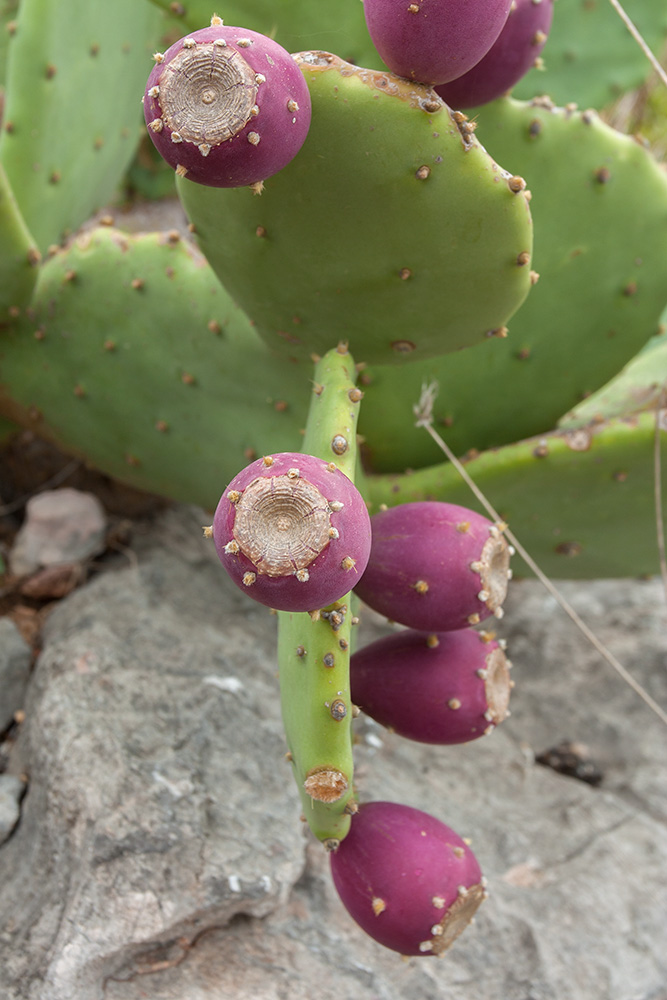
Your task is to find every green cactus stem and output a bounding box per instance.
[364,411,667,579]
[277,345,364,846]
[0,162,40,327]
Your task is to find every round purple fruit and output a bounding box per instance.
[212,453,371,612]
[350,627,512,744]
[436,0,554,109]
[363,0,512,86]
[330,801,486,955]
[143,18,311,188]
[354,502,511,631]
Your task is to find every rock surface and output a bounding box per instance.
[0,504,665,1000]
[9,487,107,577]
[0,617,32,731]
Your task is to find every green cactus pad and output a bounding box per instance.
[514,0,667,111]
[146,0,380,68]
[364,412,667,580]
[0,1,19,90]
[0,162,40,326]
[357,98,667,472]
[0,0,162,252]
[560,325,667,427]
[0,226,308,506]
[176,53,533,366]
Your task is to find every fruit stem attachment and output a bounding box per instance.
[277,344,364,844]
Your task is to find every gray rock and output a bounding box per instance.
[0,617,32,731]
[0,775,25,845]
[0,505,665,1000]
[9,487,107,576]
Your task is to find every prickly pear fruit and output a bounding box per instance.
[143,20,311,188]
[212,452,371,612]
[330,801,486,955]
[350,627,512,744]
[363,0,512,85]
[436,0,554,109]
[354,502,510,630]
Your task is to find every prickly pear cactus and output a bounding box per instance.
[1,0,667,963]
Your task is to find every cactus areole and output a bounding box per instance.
[212,453,371,612]
[142,21,311,187]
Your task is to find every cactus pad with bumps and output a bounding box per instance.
[365,412,667,579]
[177,53,534,365]
[0,0,162,251]
[357,98,667,470]
[513,0,667,110]
[0,163,40,326]
[0,226,308,506]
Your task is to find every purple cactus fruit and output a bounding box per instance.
[212,453,371,612]
[354,502,511,631]
[436,0,554,109]
[362,0,512,86]
[330,801,486,955]
[350,627,512,744]
[142,19,311,188]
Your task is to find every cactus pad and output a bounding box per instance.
[0,226,308,506]
[365,412,667,579]
[176,53,533,365]
[0,163,40,326]
[514,0,667,110]
[0,0,162,251]
[357,97,667,470]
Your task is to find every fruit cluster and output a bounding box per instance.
[211,447,513,956]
